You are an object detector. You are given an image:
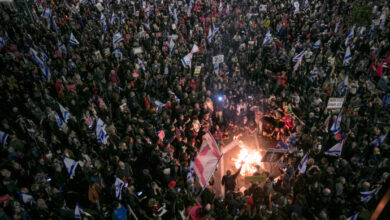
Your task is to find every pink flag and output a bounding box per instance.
[158,130,165,140]
[194,132,222,188]
[293,56,302,72]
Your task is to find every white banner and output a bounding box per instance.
[327,98,344,109]
[212,54,224,65]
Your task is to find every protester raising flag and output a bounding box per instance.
[323,114,331,133]
[298,153,309,174]
[263,29,272,46]
[343,46,352,66]
[63,157,79,178]
[110,12,116,25]
[138,56,146,72]
[339,72,349,94]
[0,130,9,147]
[361,187,380,202]
[173,8,178,24]
[309,71,317,83]
[186,160,195,180]
[75,203,91,218]
[18,192,35,204]
[330,112,342,134]
[334,19,340,33]
[115,177,124,200]
[347,213,359,220]
[207,23,219,43]
[324,139,346,156]
[59,103,71,123]
[69,32,79,45]
[120,12,125,25]
[369,134,387,146]
[29,48,51,80]
[51,111,64,130]
[226,4,230,14]
[313,39,321,48]
[96,118,109,145]
[113,31,123,46]
[293,50,305,62]
[218,2,223,13]
[194,131,222,189]
[181,44,199,67]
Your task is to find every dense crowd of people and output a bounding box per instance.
[0,0,389,219]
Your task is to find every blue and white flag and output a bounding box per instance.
[330,112,342,134]
[59,103,71,123]
[69,32,79,45]
[207,23,219,43]
[359,26,366,39]
[138,56,146,72]
[168,37,175,54]
[0,130,8,147]
[309,71,317,83]
[91,0,95,4]
[120,12,125,25]
[213,63,219,74]
[334,19,340,33]
[41,7,52,19]
[347,213,359,220]
[361,187,380,202]
[75,203,91,218]
[113,48,122,59]
[298,153,309,174]
[304,0,309,8]
[277,141,289,150]
[57,40,67,55]
[339,72,349,94]
[207,26,213,43]
[187,160,195,180]
[226,4,230,14]
[145,19,150,30]
[218,2,223,13]
[100,13,106,23]
[263,29,271,46]
[30,48,51,79]
[370,134,387,147]
[343,46,352,66]
[325,139,345,156]
[145,4,151,17]
[18,193,34,204]
[52,111,64,129]
[313,39,321,48]
[113,31,123,46]
[115,177,124,200]
[154,100,165,110]
[345,27,354,46]
[110,12,116,25]
[63,157,79,178]
[103,21,108,31]
[173,8,178,24]
[96,118,109,145]
[40,49,48,62]
[293,50,306,62]
[181,53,192,67]
[52,16,59,33]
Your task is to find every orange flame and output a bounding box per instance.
[232,147,263,176]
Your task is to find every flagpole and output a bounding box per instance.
[197,153,223,197]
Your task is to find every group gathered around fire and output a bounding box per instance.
[1,0,390,219]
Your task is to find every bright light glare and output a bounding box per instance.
[217,96,223,102]
[232,146,263,176]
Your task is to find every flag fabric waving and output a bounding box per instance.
[63,157,79,178]
[361,187,380,202]
[298,153,309,174]
[369,134,387,146]
[69,32,79,45]
[194,131,222,189]
[339,72,349,94]
[293,50,305,62]
[0,130,9,147]
[115,177,124,200]
[263,29,272,46]
[347,213,359,220]
[330,112,342,134]
[313,39,321,48]
[325,139,345,156]
[96,118,109,144]
[59,104,71,123]
[343,46,352,66]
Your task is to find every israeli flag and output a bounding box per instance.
[207,26,213,43]
[57,40,67,55]
[313,39,321,48]
[226,4,230,14]
[334,20,340,33]
[40,49,48,63]
[63,157,79,178]
[293,50,305,62]
[213,63,219,74]
[41,7,52,19]
[0,130,9,147]
[168,37,175,54]
[345,27,354,46]
[146,4,151,17]
[41,65,51,80]
[298,153,309,174]
[115,177,124,200]
[361,187,380,202]
[100,13,106,23]
[59,103,71,123]
[138,56,146,72]
[330,112,342,134]
[347,213,359,220]
[103,21,108,31]
[52,16,59,33]
[120,12,125,25]
[263,29,271,46]
[113,31,123,46]
[110,12,116,25]
[339,72,349,94]
[218,2,223,13]
[277,141,289,150]
[304,0,309,8]
[186,160,195,180]
[145,19,150,30]
[75,203,91,218]
[18,193,34,204]
[309,71,317,83]
[359,26,366,39]
[51,111,63,129]
[96,118,109,145]
[173,8,178,24]
[343,46,352,66]
[113,48,122,59]
[69,32,79,45]
[154,100,165,110]
[369,134,387,146]
[181,53,192,67]
[324,140,345,156]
